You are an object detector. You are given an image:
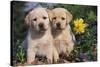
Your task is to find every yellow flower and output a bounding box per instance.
[74,18,86,34]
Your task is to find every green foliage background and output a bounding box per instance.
[11,1,97,65]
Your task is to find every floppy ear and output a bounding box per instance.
[66,9,73,24]
[46,9,53,21]
[25,8,35,26]
[25,13,31,25]
[25,14,30,25]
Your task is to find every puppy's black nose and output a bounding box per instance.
[38,23,44,29]
[56,23,61,28]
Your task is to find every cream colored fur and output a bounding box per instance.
[25,8,59,64]
[50,8,75,57]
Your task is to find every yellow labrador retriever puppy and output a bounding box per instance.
[50,8,75,59]
[25,8,59,64]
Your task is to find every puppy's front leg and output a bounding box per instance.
[66,41,74,56]
[27,48,35,64]
[53,46,59,63]
[47,51,53,64]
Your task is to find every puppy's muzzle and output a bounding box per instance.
[56,23,60,27]
[38,23,46,31]
[56,23,62,30]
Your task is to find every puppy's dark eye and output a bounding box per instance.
[33,18,37,21]
[61,17,65,20]
[43,16,47,19]
[53,17,56,20]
